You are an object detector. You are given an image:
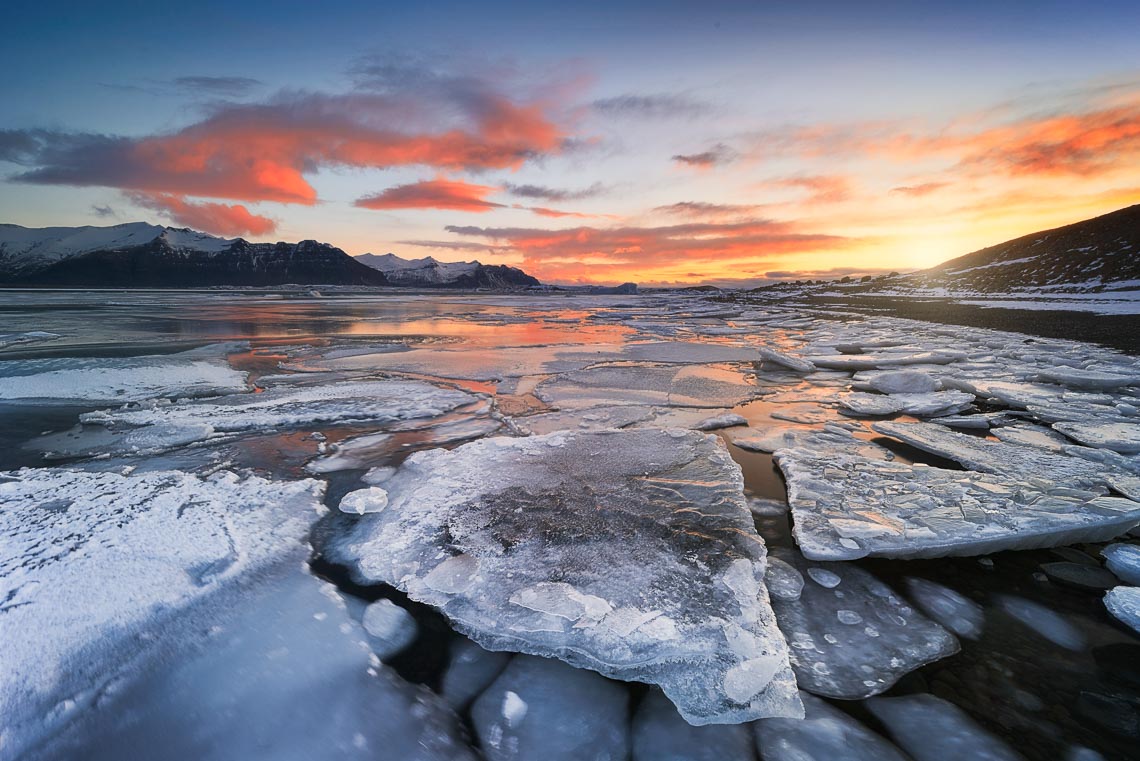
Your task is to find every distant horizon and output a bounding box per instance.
[8,198,1138,288]
[4,2,1139,285]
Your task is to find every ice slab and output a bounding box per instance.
[25,568,475,761]
[329,429,802,724]
[861,370,942,394]
[731,424,891,460]
[0,331,61,350]
[1104,587,1140,634]
[631,688,755,761]
[775,448,1140,560]
[904,578,985,639]
[873,421,1140,501]
[534,364,762,410]
[0,346,248,403]
[0,467,326,758]
[757,347,816,373]
[1102,543,1140,585]
[754,691,909,761]
[307,416,501,473]
[52,380,478,457]
[470,655,630,761]
[866,694,1024,761]
[807,351,966,371]
[838,390,974,417]
[694,412,748,431]
[766,548,958,699]
[1054,422,1140,453]
[1036,366,1140,391]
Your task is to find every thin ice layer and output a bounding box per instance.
[766,548,958,700]
[0,345,248,403]
[775,449,1140,560]
[0,467,326,759]
[329,429,803,724]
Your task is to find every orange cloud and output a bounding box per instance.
[355,177,504,212]
[436,219,850,282]
[890,182,949,197]
[10,75,567,205]
[671,143,737,169]
[127,192,276,236]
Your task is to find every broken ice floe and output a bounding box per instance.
[1102,543,1140,585]
[757,347,816,373]
[362,598,419,660]
[329,429,802,724]
[0,345,248,404]
[754,691,909,761]
[0,467,326,758]
[775,447,1140,560]
[440,638,512,712]
[765,548,958,699]
[533,364,762,410]
[36,380,477,459]
[0,330,61,350]
[1053,421,1140,453]
[873,421,1140,501]
[1103,587,1140,634]
[838,389,974,417]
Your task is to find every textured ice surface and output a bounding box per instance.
[997,595,1087,650]
[1103,587,1140,634]
[0,467,326,758]
[470,655,630,761]
[0,331,61,350]
[1054,422,1140,453]
[757,347,816,373]
[24,569,475,761]
[1036,366,1140,391]
[308,416,501,473]
[1102,543,1140,584]
[904,578,985,639]
[0,345,248,403]
[731,424,890,460]
[867,694,1024,761]
[631,688,755,761]
[861,370,942,394]
[873,421,1140,501]
[694,412,748,431]
[362,599,418,660]
[776,448,1140,560]
[329,429,802,724]
[440,638,511,711]
[754,691,909,761]
[766,548,958,699]
[838,390,974,417]
[54,380,477,457]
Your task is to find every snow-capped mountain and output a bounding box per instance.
[355,252,540,288]
[0,223,539,288]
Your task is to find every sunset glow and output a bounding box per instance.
[3,1,1139,285]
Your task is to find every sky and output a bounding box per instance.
[3,1,1140,286]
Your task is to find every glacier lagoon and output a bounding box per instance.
[1,288,1139,760]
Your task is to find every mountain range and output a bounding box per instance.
[0,223,538,289]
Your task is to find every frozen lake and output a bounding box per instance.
[1,289,1139,760]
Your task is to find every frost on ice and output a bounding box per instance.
[775,448,1140,560]
[0,344,248,403]
[0,467,326,758]
[766,548,958,700]
[1103,587,1140,635]
[329,429,803,724]
[37,379,477,458]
